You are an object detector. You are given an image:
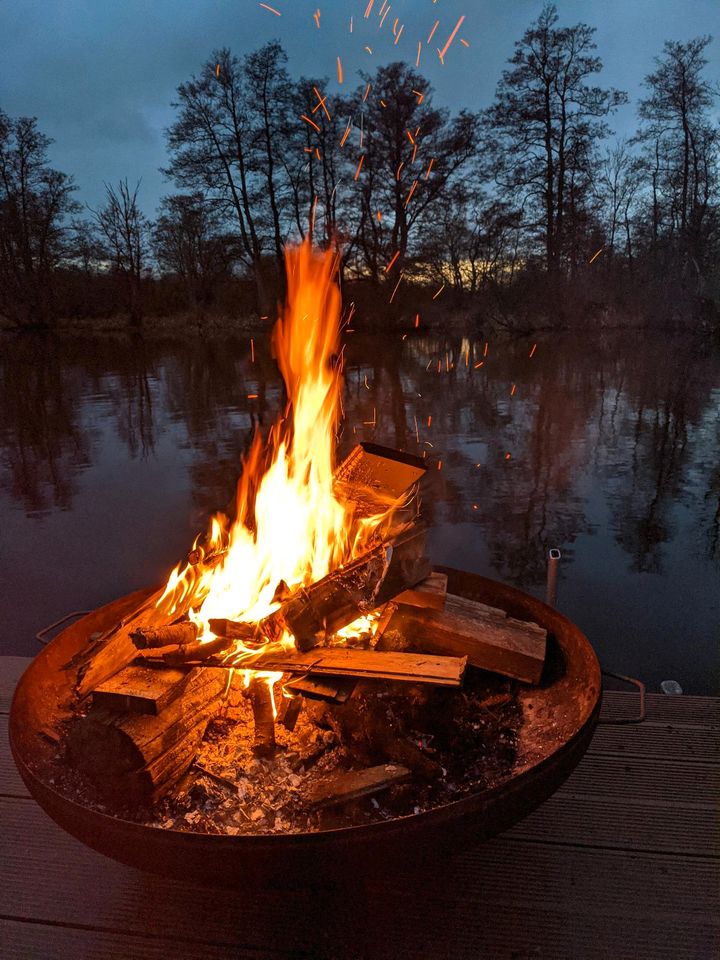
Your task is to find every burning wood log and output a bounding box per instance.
[334,442,427,516]
[183,647,467,687]
[246,678,276,756]
[283,674,356,703]
[91,664,195,716]
[278,693,303,731]
[237,524,430,652]
[385,594,547,684]
[67,668,229,803]
[394,571,448,610]
[306,763,411,809]
[130,622,199,649]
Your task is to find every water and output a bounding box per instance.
[1,329,718,693]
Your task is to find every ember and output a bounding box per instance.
[58,239,549,832]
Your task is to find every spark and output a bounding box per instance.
[310,195,318,234]
[404,179,418,208]
[394,24,404,44]
[388,273,403,303]
[354,155,365,180]
[510,383,517,396]
[247,393,258,399]
[504,452,512,461]
[432,282,445,300]
[258,2,281,15]
[340,121,352,147]
[588,247,603,264]
[312,86,331,120]
[250,338,255,362]
[364,375,370,389]
[413,89,425,104]
[365,45,373,54]
[414,416,419,442]
[483,341,489,357]
[385,250,400,272]
[411,143,418,163]
[379,5,391,28]
[336,56,343,84]
[363,82,372,102]
[313,8,320,28]
[416,42,422,67]
[427,19,440,44]
[427,415,432,427]
[215,63,221,77]
[474,361,484,369]
[439,15,465,60]
[460,38,469,47]
[349,15,353,31]
[528,343,537,358]
[364,0,374,16]
[437,460,442,471]
[376,210,382,222]
[415,313,420,328]
[301,114,321,133]
[406,129,416,145]
[424,157,435,179]
[396,161,404,180]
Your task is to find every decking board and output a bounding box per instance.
[1,656,718,959]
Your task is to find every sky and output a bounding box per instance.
[1,0,718,216]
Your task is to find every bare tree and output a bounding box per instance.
[0,110,79,326]
[90,179,148,325]
[485,3,626,275]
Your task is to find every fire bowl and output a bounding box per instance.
[10,568,601,887]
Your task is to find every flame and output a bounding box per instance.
[155,240,399,675]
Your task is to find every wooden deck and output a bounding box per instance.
[2,655,718,959]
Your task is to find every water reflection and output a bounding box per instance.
[1,328,718,692]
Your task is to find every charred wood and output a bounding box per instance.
[246,679,276,757]
[130,622,198,649]
[306,763,411,809]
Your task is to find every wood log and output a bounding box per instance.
[91,664,195,715]
[267,524,430,651]
[246,679,276,756]
[189,647,468,687]
[306,763,411,809]
[66,586,198,700]
[66,668,228,803]
[283,674,357,703]
[394,572,448,610]
[334,442,426,516]
[386,593,547,684]
[130,622,198,649]
[278,694,303,731]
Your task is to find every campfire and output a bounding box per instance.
[57,240,549,832]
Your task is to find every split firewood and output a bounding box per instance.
[66,668,229,803]
[386,594,547,684]
[283,674,357,703]
[334,442,426,517]
[130,622,199,649]
[306,763,411,809]
[66,586,200,700]
[91,664,195,715]
[261,524,430,651]
[394,572,448,611]
[278,694,303,731]
[246,678,276,756]
[165,647,467,687]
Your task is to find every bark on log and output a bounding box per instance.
[66,668,228,803]
[386,594,547,684]
[130,622,199,649]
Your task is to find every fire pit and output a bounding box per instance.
[10,569,600,886]
[10,241,600,885]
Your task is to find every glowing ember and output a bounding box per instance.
[154,240,402,673]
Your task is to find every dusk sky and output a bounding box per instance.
[1,0,718,215]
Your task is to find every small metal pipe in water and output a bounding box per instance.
[546,548,561,607]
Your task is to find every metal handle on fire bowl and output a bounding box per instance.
[598,669,646,725]
[35,610,92,646]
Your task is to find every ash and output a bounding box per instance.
[147,667,521,836]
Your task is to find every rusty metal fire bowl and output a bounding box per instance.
[10,567,601,887]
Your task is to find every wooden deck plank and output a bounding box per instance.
[601,690,720,725]
[0,656,30,713]
[0,716,27,798]
[558,753,719,804]
[0,798,716,959]
[590,719,720,762]
[0,919,271,960]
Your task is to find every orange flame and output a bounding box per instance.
[156,240,398,669]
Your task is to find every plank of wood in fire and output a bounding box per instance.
[385,594,547,685]
[334,441,427,517]
[269,524,431,651]
[394,571,448,610]
[91,664,196,716]
[67,668,228,804]
[66,585,197,700]
[201,648,467,687]
[306,763,411,809]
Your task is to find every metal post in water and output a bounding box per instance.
[546,548,561,607]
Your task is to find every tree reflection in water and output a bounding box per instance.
[0,329,718,691]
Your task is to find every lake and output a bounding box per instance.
[1,328,718,693]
